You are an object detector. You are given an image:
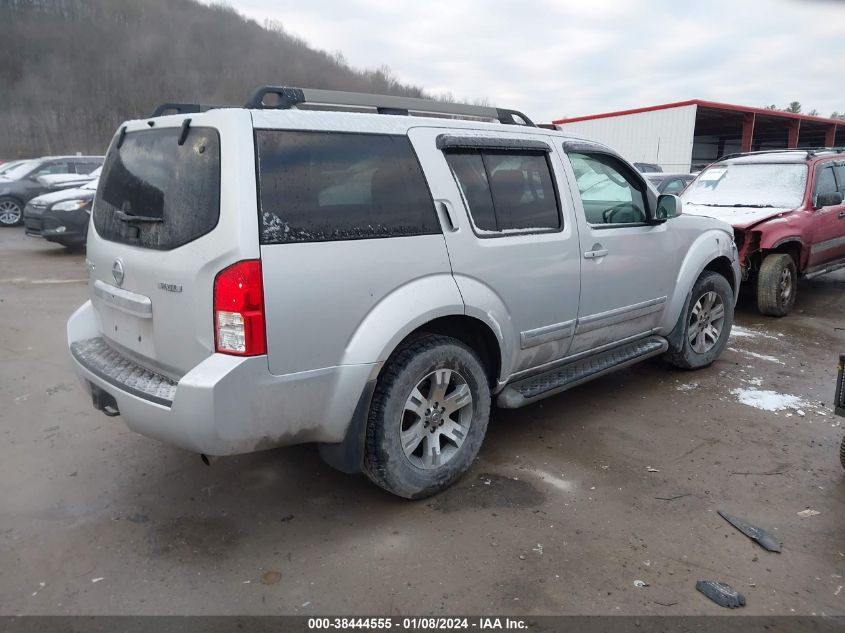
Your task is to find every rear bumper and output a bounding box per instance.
[67,300,376,455]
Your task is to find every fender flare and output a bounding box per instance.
[762,235,807,268]
[661,229,738,332]
[340,273,466,369]
[325,273,509,474]
[450,274,517,384]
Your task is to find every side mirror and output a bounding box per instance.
[814,191,843,208]
[654,194,682,220]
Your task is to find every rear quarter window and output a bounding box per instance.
[93,127,220,251]
[256,131,439,244]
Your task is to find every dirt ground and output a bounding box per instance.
[1,227,844,617]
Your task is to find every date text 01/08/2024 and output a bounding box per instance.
[307,617,529,630]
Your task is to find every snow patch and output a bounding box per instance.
[729,325,778,341]
[676,382,699,392]
[741,351,786,365]
[731,388,805,412]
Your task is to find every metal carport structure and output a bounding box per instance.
[553,100,845,172]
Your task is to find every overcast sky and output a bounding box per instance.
[220,0,844,123]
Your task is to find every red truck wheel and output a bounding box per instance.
[757,254,797,317]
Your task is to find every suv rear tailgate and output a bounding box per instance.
[85,109,259,379]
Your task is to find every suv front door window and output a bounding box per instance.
[569,152,647,225]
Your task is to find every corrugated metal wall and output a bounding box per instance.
[556,104,698,172]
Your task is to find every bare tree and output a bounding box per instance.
[0,0,454,157]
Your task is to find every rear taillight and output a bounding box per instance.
[213,260,266,356]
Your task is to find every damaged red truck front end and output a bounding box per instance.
[683,149,845,316]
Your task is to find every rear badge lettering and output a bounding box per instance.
[158,282,183,293]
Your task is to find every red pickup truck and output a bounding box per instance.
[683,149,845,316]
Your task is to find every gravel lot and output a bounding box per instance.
[1,227,844,616]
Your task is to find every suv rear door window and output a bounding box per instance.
[93,127,220,251]
[445,150,561,235]
[256,131,439,244]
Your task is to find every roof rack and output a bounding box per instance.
[244,86,535,126]
[149,86,535,127]
[149,102,228,117]
[719,147,845,162]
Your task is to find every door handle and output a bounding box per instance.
[838,211,845,219]
[437,200,459,232]
[583,248,609,259]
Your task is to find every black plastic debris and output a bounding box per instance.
[718,510,782,552]
[696,580,746,608]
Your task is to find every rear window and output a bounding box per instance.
[256,131,439,244]
[93,127,220,250]
[445,149,561,235]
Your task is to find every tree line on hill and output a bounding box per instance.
[0,0,431,158]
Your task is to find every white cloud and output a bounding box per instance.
[220,0,845,122]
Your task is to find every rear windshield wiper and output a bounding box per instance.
[114,209,163,223]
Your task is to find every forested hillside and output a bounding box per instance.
[0,0,429,157]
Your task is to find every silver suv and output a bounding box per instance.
[68,87,740,498]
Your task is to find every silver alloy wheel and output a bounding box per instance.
[0,200,22,225]
[401,368,473,469]
[688,290,726,354]
[779,266,793,303]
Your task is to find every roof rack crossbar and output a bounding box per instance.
[243,86,536,127]
[718,147,845,162]
[149,103,227,118]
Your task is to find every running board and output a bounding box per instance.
[803,257,845,279]
[497,336,668,409]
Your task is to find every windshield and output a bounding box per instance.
[2,159,39,180]
[684,163,807,208]
[0,160,24,175]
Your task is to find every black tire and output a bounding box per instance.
[757,253,797,317]
[840,435,845,471]
[0,196,23,227]
[666,271,734,370]
[363,333,491,499]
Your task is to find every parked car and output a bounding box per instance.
[0,155,103,226]
[683,149,845,316]
[634,162,663,173]
[24,168,99,249]
[36,171,98,191]
[646,172,695,194]
[0,159,27,177]
[67,86,739,499]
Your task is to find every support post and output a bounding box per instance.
[824,124,836,147]
[787,120,801,148]
[741,113,755,152]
